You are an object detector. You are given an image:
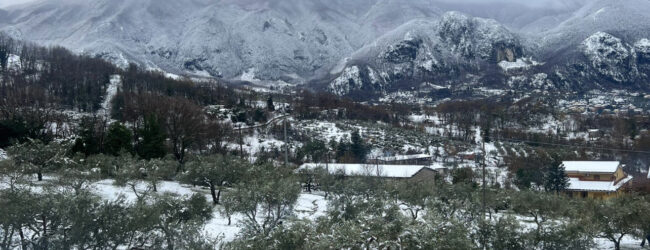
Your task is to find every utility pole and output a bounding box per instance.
[481,136,487,250]
[284,118,288,166]
[239,124,243,159]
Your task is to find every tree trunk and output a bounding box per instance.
[227,216,232,226]
[41,215,48,250]
[2,226,13,250]
[614,234,626,250]
[210,184,218,205]
[216,188,222,205]
[19,228,26,250]
[37,171,43,181]
[166,236,174,250]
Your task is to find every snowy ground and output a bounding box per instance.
[300,121,352,142]
[91,179,328,243]
[1,174,644,248]
[593,237,646,250]
[98,74,122,117]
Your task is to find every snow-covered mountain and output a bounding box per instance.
[0,0,445,82]
[328,12,523,96]
[1,0,649,97]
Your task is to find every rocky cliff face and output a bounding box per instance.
[580,32,637,83]
[328,12,523,96]
[636,39,650,65]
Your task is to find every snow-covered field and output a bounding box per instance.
[593,237,645,250]
[1,173,645,249]
[91,179,327,243]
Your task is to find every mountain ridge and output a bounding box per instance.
[1,0,649,99]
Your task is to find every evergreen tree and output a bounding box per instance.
[138,114,166,160]
[72,118,101,156]
[0,119,29,147]
[104,122,132,156]
[543,163,569,193]
[297,139,328,162]
[350,130,368,163]
[267,96,275,111]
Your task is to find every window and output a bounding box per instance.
[594,175,600,180]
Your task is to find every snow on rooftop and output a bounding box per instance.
[567,176,632,192]
[429,162,447,170]
[498,57,541,72]
[376,154,432,162]
[562,161,620,173]
[498,59,530,71]
[299,163,432,178]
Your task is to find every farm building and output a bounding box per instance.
[298,163,443,182]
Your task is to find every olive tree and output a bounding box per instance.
[7,139,68,181]
[590,195,647,250]
[224,163,300,237]
[182,154,247,205]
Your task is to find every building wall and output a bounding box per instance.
[568,173,616,181]
[566,166,625,182]
[614,167,626,182]
[567,191,619,200]
[410,168,439,183]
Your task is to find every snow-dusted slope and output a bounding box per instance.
[2,0,650,97]
[580,32,637,83]
[0,0,444,82]
[329,12,523,96]
[535,0,650,56]
[2,0,642,83]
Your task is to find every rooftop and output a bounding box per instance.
[562,161,620,174]
[376,154,432,162]
[298,163,434,178]
[567,176,633,192]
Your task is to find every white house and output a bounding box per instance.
[298,163,441,181]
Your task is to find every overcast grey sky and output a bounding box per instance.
[0,0,590,8]
[0,0,590,10]
[0,0,38,8]
[436,0,589,9]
